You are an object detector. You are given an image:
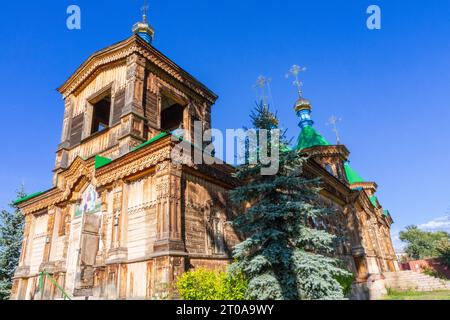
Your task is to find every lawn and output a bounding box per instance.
[384,290,450,300]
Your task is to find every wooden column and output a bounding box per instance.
[62,203,74,261]
[111,184,123,249]
[119,182,129,248]
[58,95,74,149]
[118,53,147,156]
[108,182,127,262]
[154,161,185,253]
[145,73,160,138]
[54,96,74,186]
[24,215,36,267]
[19,215,32,266]
[96,190,109,265]
[42,206,56,263]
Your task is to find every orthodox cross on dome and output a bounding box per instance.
[286,65,307,98]
[133,0,155,44]
[327,115,342,145]
[254,75,271,107]
[142,0,149,23]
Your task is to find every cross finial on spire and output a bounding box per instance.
[254,75,271,107]
[133,0,154,44]
[327,115,342,145]
[142,0,149,23]
[286,65,307,98]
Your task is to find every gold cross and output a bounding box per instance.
[286,65,307,98]
[254,75,271,107]
[327,115,342,145]
[142,0,149,23]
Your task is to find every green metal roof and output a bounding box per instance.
[295,126,330,151]
[343,164,381,209]
[369,195,379,208]
[344,163,365,184]
[383,209,390,217]
[13,132,173,206]
[95,155,112,170]
[93,132,170,171]
[13,191,44,206]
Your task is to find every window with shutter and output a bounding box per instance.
[145,91,158,128]
[112,88,125,125]
[70,113,84,147]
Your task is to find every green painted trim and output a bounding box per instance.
[93,132,170,171]
[95,155,112,170]
[131,132,168,152]
[14,133,170,206]
[40,271,71,300]
[13,192,44,206]
[344,163,365,184]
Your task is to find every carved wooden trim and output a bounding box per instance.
[58,36,217,104]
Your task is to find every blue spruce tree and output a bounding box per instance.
[229,103,351,300]
[0,187,26,300]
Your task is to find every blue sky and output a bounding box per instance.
[0,1,449,249]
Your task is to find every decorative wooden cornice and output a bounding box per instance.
[304,158,352,204]
[18,157,94,215]
[355,191,377,216]
[18,134,237,215]
[18,188,59,216]
[95,136,173,187]
[57,35,218,104]
[350,181,378,192]
[301,144,350,162]
[183,163,237,189]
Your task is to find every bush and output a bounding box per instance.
[176,268,248,300]
[437,239,450,267]
[335,274,355,297]
[423,266,447,280]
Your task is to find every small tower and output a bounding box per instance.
[286,65,329,150]
[289,65,350,182]
[132,0,155,44]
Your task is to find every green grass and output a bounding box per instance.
[384,289,450,300]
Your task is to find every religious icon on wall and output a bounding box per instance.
[75,185,101,217]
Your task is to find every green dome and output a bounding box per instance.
[295,126,330,151]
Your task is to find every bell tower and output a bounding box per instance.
[53,6,217,186]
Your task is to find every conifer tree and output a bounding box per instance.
[0,187,26,300]
[229,103,351,300]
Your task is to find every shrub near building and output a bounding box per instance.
[176,268,248,300]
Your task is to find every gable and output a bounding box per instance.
[58,35,217,104]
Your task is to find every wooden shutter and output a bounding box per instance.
[70,114,84,146]
[112,88,125,125]
[145,91,158,128]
